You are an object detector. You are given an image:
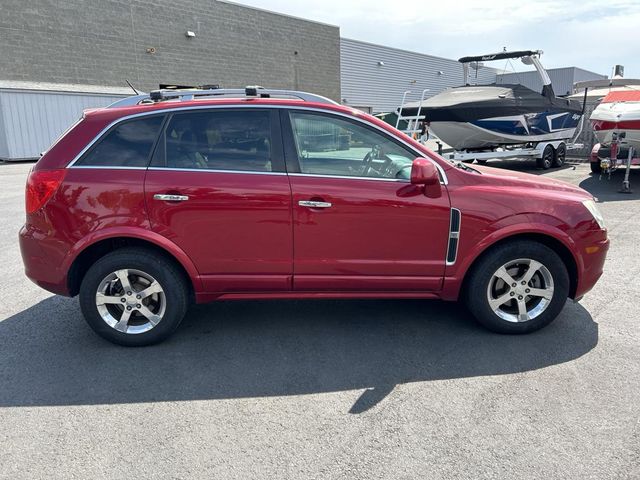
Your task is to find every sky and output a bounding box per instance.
[234,0,640,78]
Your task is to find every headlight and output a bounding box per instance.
[582,199,606,229]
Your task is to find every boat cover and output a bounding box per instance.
[399,84,582,122]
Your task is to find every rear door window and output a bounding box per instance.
[75,115,165,167]
[151,110,273,172]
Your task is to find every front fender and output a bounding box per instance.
[441,214,581,301]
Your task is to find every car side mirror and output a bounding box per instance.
[410,157,440,183]
[410,158,442,197]
[410,158,439,185]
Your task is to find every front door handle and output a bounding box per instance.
[299,200,332,209]
[153,194,189,202]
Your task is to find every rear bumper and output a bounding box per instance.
[19,224,70,296]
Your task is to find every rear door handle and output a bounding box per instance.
[299,200,332,208]
[153,194,189,202]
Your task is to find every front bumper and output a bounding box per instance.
[574,234,609,300]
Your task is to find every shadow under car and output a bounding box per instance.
[0,296,598,412]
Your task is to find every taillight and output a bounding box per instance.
[25,169,66,214]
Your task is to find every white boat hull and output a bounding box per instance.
[429,120,577,150]
[591,99,640,151]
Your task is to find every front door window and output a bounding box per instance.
[289,112,416,180]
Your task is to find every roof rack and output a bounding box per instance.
[107,86,339,108]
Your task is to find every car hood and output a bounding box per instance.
[469,164,592,198]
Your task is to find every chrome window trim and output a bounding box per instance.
[65,104,449,185]
[148,167,286,176]
[288,172,409,183]
[70,165,148,170]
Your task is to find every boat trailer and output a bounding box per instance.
[440,140,583,168]
[596,133,636,194]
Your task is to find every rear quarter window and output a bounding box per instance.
[74,115,165,167]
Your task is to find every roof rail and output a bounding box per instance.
[107,86,339,108]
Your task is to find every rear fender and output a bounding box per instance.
[63,227,202,291]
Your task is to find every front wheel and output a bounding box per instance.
[79,248,189,346]
[464,241,569,334]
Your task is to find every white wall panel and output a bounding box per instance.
[0,87,126,160]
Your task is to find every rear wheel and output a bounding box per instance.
[552,142,566,167]
[465,240,569,334]
[590,161,602,174]
[536,145,554,170]
[79,248,189,346]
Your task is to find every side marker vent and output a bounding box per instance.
[446,208,461,265]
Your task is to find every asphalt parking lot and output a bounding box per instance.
[0,159,638,479]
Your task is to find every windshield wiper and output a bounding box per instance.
[452,160,481,174]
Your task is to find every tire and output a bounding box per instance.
[79,247,189,346]
[536,145,554,170]
[590,161,602,174]
[464,240,569,334]
[552,142,566,168]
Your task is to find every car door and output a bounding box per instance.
[144,108,293,293]
[283,109,451,291]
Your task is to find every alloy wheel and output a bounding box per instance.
[486,258,554,323]
[95,268,166,334]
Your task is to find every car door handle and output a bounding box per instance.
[153,194,189,202]
[299,200,332,209]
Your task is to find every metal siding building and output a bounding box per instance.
[0,0,341,161]
[0,82,130,161]
[340,38,499,114]
[0,0,341,101]
[496,67,606,97]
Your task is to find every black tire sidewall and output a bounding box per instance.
[537,145,554,170]
[553,144,566,167]
[79,248,189,346]
[466,241,570,334]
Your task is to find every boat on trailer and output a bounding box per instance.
[573,78,640,192]
[399,50,583,151]
[590,89,640,152]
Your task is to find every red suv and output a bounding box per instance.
[19,87,609,346]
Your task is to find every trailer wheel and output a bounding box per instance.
[552,143,566,168]
[537,145,554,170]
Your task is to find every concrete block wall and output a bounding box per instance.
[0,0,341,100]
